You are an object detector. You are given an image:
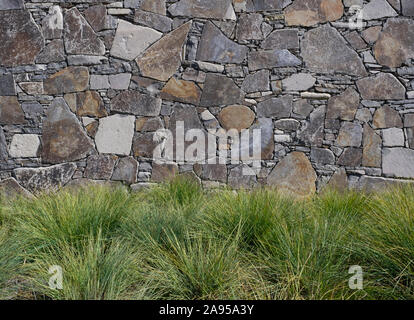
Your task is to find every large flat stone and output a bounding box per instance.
[36,39,66,63]
[0,96,26,125]
[83,4,107,32]
[14,163,76,193]
[282,73,316,91]
[336,122,363,147]
[267,152,316,197]
[200,74,244,107]
[356,73,406,100]
[362,124,382,167]
[236,13,263,40]
[169,0,236,20]
[372,106,403,129]
[44,67,89,95]
[197,21,248,64]
[110,19,162,61]
[337,148,362,167]
[242,70,270,93]
[9,134,40,158]
[85,154,117,180]
[362,0,397,20]
[160,78,201,105]
[137,21,191,81]
[257,96,293,118]
[248,49,301,71]
[297,106,325,147]
[261,29,299,50]
[111,91,161,116]
[285,0,344,26]
[42,98,95,164]
[301,25,367,76]
[0,10,44,67]
[383,148,414,178]
[326,87,359,121]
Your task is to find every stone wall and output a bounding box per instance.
[0,0,414,197]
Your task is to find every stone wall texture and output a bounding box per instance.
[1,0,414,197]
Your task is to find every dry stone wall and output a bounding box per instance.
[1,0,414,197]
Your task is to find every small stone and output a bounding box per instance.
[196,61,225,73]
[241,70,270,93]
[248,49,301,71]
[274,119,300,131]
[200,110,215,121]
[0,10,44,67]
[0,178,33,199]
[137,21,191,82]
[257,95,293,118]
[293,99,313,119]
[300,92,331,100]
[327,168,348,192]
[85,155,117,180]
[383,128,405,147]
[0,75,15,96]
[9,134,40,158]
[161,78,201,105]
[112,157,138,184]
[402,0,414,16]
[218,105,255,131]
[169,0,236,20]
[42,5,63,39]
[44,67,89,95]
[36,39,66,63]
[133,132,161,158]
[337,148,362,167]
[134,10,172,33]
[111,91,161,116]
[311,147,335,165]
[336,122,363,147]
[362,26,382,44]
[228,164,257,189]
[109,73,131,90]
[297,106,325,147]
[361,0,398,20]
[135,117,163,132]
[197,21,248,64]
[90,75,110,90]
[200,74,244,107]
[356,73,406,100]
[76,91,107,118]
[67,55,108,66]
[0,96,26,125]
[261,29,299,50]
[110,19,162,61]
[95,114,135,155]
[344,31,368,50]
[267,152,317,197]
[282,73,316,91]
[0,0,24,10]
[285,0,344,27]
[196,163,227,183]
[151,162,179,182]
[372,106,403,128]
[240,117,274,160]
[83,4,107,32]
[19,82,43,95]
[326,87,360,121]
[236,13,263,40]
[383,148,414,178]
[362,124,382,167]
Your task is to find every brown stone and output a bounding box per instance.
[285,0,344,27]
[0,96,26,125]
[362,26,382,44]
[196,163,227,183]
[161,78,201,105]
[0,177,34,199]
[356,73,406,100]
[133,132,160,158]
[137,21,192,82]
[337,148,362,167]
[44,67,89,95]
[111,91,161,116]
[228,164,257,189]
[85,121,99,138]
[83,4,107,32]
[297,106,325,147]
[36,39,66,64]
[111,157,138,184]
[326,87,359,121]
[42,98,95,164]
[326,168,348,192]
[0,10,44,67]
[151,162,179,182]
[200,74,244,107]
[267,152,317,197]
[372,106,403,129]
[362,124,382,167]
[85,155,117,180]
[135,117,163,132]
[236,13,263,40]
[76,91,107,118]
[218,105,255,131]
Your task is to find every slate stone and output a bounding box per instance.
[0,0,24,10]
[76,91,107,118]
[44,67,89,95]
[136,117,164,132]
[293,99,313,119]
[160,78,201,105]
[344,31,368,50]
[83,4,107,32]
[326,167,348,192]
[9,134,40,158]
[195,163,226,183]
[168,0,236,20]
[42,98,95,164]
[285,0,344,26]
[236,13,263,40]
[267,151,317,197]
[274,119,300,131]
[402,0,414,16]
[14,163,77,193]
[0,96,26,125]
[282,73,316,91]
[0,127,8,161]
[373,18,414,68]
[213,20,236,38]
[64,8,105,56]
[240,117,275,160]
[337,148,362,167]
[137,21,191,82]
[372,106,403,129]
[110,19,162,61]
[138,0,166,14]
[228,164,257,189]
[383,128,404,147]
[151,162,179,182]
[95,114,136,156]
[357,73,406,100]
[0,10,44,67]
[36,40,66,64]
[326,88,360,121]
[200,74,245,107]
[241,70,270,93]
[112,157,138,184]
[0,75,16,96]
[133,132,161,158]
[109,73,131,90]
[134,10,172,33]
[362,26,382,44]
[85,155,117,180]
[90,75,110,90]
[311,147,335,165]
[42,5,63,39]
[257,95,293,118]
[248,49,301,71]
[362,124,382,167]
[218,105,255,131]
[362,0,398,20]
[111,91,162,116]
[297,106,325,147]
[196,21,248,64]
[0,178,33,199]
[336,122,363,147]
[261,29,299,50]
[383,148,414,178]
[301,25,367,77]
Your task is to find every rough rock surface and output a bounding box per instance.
[0,96,26,125]
[0,178,33,198]
[169,0,236,20]
[112,157,138,184]
[383,148,414,179]
[111,91,161,116]
[356,73,406,100]
[160,78,201,105]
[44,67,89,94]
[326,88,359,121]
[85,155,117,180]
[362,124,382,167]
[218,105,255,131]
[200,74,244,106]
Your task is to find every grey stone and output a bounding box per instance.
[326,88,360,121]
[372,106,403,129]
[90,75,110,90]
[85,154,117,180]
[402,0,414,16]
[109,73,131,90]
[363,124,382,167]
[83,4,107,32]
[326,167,348,192]
[197,163,227,183]
[240,117,275,160]
[301,25,367,76]
[249,0,290,11]
[257,95,293,118]
[337,148,362,167]
[274,119,300,131]
[136,117,163,132]
[125,0,166,15]
[64,8,105,56]
[356,109,372,123]
[311,147,335,165]
[0,75,15,96]
[236,13,263,40]
[168,0,236,20]
[382,128,405,147]
[36,40,66,64]
[0,178,33,199]
[9,134,40,158]
[197,21,248,64]
[0,96,26,125]
[383,147,414,178]
[0,10,44,67]
[67,55,108,66]
[261,29,299,50]
[112,157,138,184]
[356,73,406,100]
[14,163,77,193]
[336,122,363,147]
[200,74,244,107]
[42,5,63,39]
[248,49,301,71]
[357,176,414,193]
[242,70,270,93]
[362,0,398,20]
[228,164,257,189]
[345,31,368,51]
[111,91,161,116]
[297,106,325,147]
[44,67,89,95]
[0,0,24,10]
[213,20,236,38]
[404,114,414,127]
[151,162,179,182]
[285,0,344,26]
[95,114,136,156]
[0,127,8,161]
[282,73,316,91]
[293,99,313,119]
[133,132,161,158]
[134,10,172,33]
